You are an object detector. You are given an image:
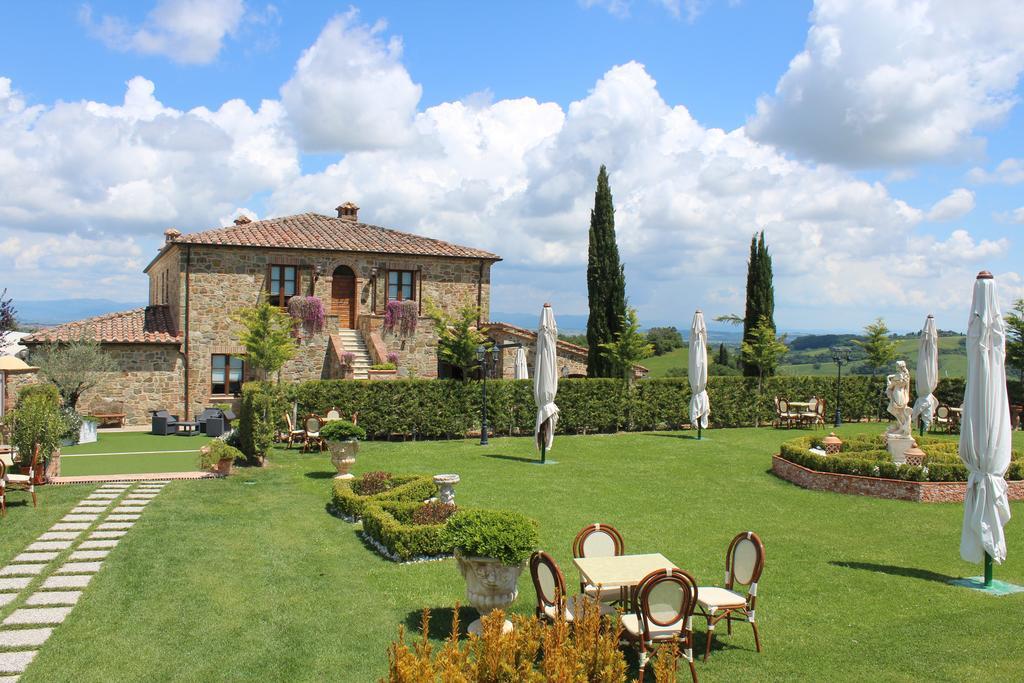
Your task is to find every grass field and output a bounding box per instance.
[7,425,1023,681]
[59,432,211,476]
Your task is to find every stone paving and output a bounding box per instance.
[0,481,168,679]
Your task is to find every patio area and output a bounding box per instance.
[57,432,212,478]
[2,425,1022,681]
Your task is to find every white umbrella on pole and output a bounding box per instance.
[689,309,710,439]
[514,345,529,380]
[534,304,559,464]
[911,314,939,436]
[959,271,1012,588]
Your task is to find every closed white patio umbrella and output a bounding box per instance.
[534,304,559,464]
[911,314,939,435]
[514,345,529,380]
[959,271,1012,588]
[689,309,710,439]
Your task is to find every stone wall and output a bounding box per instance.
[488,328,588,380]
[178,244,492,411]
[53,344,185,427]
[2,369,39,415]
[771,454,1024,503]
[147,248,183,333]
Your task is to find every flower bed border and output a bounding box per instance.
[772,455,1024,503]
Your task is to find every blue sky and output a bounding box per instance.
[0,0,1022,332]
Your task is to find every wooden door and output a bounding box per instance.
[331,266,356,329]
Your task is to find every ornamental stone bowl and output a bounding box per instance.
[455,551,526,634]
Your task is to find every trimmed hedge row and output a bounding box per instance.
[238,375,1002,457]
[361,501,454,561]
[330,474,437,519]
[779,434,1024,483]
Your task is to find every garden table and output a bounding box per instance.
[787,401,812,410]
[573,553,677,600]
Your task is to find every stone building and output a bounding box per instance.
[22,204,631,426]
[487,322,648,381]
[24,204,501,424]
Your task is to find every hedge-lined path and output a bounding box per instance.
[0,482,168,680]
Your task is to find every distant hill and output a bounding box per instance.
[13,299,143,326]
[491,312,744,342]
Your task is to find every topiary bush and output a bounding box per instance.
[331,473,437,519]
[320,420,366,442]
[361,501,457,561]
[238,381,287,461]
[442,508,539,565]
[779,434,1023,482]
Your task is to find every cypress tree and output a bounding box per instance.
[586,165,627,377]
[716,343,729,366]
[741,231,776,377]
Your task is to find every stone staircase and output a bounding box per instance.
[336,328,372,380]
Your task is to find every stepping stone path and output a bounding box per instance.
[0,481,167,679]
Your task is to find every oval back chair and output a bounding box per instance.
[302,415,326,452]
[698,531,766,661]
[572,523,626,603]
[623,568,699,683]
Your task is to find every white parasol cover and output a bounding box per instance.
[534,304,560,451]
[514,345,529,380]
[689,310,710,430]
[911,315,939,429]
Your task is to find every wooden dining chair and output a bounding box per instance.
[572,523,627,603]
[697,531,765,662]
[1,445,40,514]
[325,407,341,421]
[934,405,952,433]
[814,397,827,429]
[799,398,818,428]
[302,415,326,453]
[280,412,305,449]
[621,568,699,683]
[777,399,797,429]
[529,551,613,624]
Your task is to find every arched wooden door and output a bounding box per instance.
[331,265,356,329]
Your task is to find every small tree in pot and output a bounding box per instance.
[198,440,245,476]
[442,508,539,634]
[321,420,366,479]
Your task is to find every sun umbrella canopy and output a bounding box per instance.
[689,310,710,430]
[514,345,529,380]
[534,304,559,452]
[911,315,939,429]
[959,272,1012,565]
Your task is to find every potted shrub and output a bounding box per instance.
[3,389,66,484]
[198,440,244,475]
[321,420,367,479]
[442,508,540,634]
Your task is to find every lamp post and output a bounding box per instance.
[476,345,489,446]
[830,346,852,427]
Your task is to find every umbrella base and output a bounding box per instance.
[538,460,558,465]
[948,577,1024,596]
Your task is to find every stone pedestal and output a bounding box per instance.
[433,474,460,504]
[886,434,915,464]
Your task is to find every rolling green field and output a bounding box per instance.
[645,336,967,379]
[7,425,1023,682]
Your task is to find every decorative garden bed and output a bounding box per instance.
[775,433,1024,503]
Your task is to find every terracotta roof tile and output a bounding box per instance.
[24,306,181,345]
[173,212,500,260]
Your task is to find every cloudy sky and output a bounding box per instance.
[1,0,1022,332]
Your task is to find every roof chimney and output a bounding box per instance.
[336,202,359,222]
[234,215,252,225]
[164,228,181,244]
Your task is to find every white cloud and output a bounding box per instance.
[80,0,246,65]
[747,0,1024,167]
[0,75,297,234]
[967,157,1024,185]
[279,10,422,152]
[926,188,975,222]
[580,0,632,18]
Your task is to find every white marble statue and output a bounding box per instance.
[885,360,913,438]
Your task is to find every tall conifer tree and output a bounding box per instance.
[586,165,627,377]
[741,231,776,377]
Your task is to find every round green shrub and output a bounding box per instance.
[199,440,245,469]
[320,420,366,441]
[443,508,539,565]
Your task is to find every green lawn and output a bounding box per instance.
[642,346,689,376]
[8,425,1024,681]
[59,432,211,476]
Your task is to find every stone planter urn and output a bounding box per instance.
[455,551,526,634]
[328,439,359,479]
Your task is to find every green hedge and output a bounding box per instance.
[330,474,437,519]
[239,375,986,455]
[361,501,456,561]
[779,434,1024,483]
